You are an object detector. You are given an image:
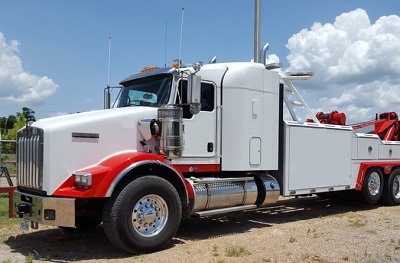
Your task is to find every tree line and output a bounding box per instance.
[1,107,36,141]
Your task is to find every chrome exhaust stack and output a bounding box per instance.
[157,106,184,159]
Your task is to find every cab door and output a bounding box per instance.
[176,80,217,158]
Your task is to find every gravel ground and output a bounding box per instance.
[1,194,400,263]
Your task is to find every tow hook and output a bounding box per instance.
[16,203,33,218]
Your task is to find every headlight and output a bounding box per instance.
[73,172,92,188]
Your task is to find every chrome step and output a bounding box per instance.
[190,176,253,184]
[195,204,257,216]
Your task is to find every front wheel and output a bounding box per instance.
[103,176,182,253]
[361,168,383,204]
[382,169,400,206]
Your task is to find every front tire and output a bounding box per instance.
[382,169,400,206]
[103,176,182,253]
[361,168,383,204]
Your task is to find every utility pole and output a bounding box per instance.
[254,0,261,63]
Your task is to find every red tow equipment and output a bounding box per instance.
[308,110,400,141]
[306,111,347,125]
[352,112,400,141]
[315,111,347,125]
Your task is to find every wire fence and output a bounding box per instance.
[0,139,17,187]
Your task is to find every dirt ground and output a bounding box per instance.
[1,195,400,263]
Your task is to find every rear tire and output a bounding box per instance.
[103,176,181,253]
[382,168,400,206]
[361,168,383,204]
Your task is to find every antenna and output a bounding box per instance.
[165,21,167,68]
[107,37,112,86]
[178,7,184,69]
[105,37,112,109]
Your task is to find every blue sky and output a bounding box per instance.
[1,1,400,123]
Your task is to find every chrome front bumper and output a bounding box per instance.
[13,190,76,228]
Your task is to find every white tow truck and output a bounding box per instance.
[11,3,400,254]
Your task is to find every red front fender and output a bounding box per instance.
[52,152,170,198]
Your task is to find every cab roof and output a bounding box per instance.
[119,67,174,85]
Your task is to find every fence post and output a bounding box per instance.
[0,129,2,168]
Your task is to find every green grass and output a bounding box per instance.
[25,252,35,263]
[0,194,20,225]
[1,153,16,161]
[261,258,272,262]
[225,245,251,257]
[365,229,377,234]
[212,244,220,256]
[348,218,367,228]
[1,153,17,175]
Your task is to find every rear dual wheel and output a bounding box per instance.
[103,176,182,253]
[361,168,383,204]
[382,169,400,206]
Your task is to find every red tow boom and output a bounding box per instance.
[352,112,400,141]
[309,111,400,141]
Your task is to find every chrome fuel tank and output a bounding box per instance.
[189,177,258,213]
[187,174,280,215]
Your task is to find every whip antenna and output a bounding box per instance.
[165,21,167,68]
[178,7,184,69]
[107,37,112,86]
[105,37,112,109]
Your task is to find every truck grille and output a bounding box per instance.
[17,126,44,190]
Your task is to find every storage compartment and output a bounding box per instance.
[356,137,379,160]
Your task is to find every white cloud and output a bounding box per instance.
[0,32,59,105]
[286,9,400,123]
[48,111,69,117]
[319,81,400,122]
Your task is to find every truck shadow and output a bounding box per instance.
[175,195,377,240]
[4,196,377,261]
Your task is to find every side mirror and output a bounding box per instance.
[187,73,201,115]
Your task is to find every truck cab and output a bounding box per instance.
[113,62,280,172]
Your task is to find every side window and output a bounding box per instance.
[200,83,214,112]
[176,80,215,113]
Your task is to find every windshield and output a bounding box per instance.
[117,74,172,108]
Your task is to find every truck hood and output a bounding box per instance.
[32,107,159,194]
[35,107,157,130]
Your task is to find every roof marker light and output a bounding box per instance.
[141,66,159,73]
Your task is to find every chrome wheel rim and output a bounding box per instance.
[393,175,400,200]
[368,172,381,196]
[132,194,168,237]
